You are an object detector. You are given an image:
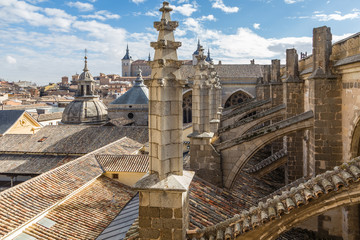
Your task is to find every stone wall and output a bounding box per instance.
[189,137,222,187]
[284,81,305,181]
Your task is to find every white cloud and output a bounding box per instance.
[81,10,120,21]
[211,0,239,13]
[253,23,260,29]
[132,0,146,4]
[6,56,17,64]
[284,0,303,4]
[172,3,198,17]
[199,15,216,21]
[25,0,48,3]
[145,10,159,17]
[0,0,76,31]
[67,1,94,12]
[313,11,360,21]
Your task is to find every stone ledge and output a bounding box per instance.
[134,170,195,192]
[188,132,214,139]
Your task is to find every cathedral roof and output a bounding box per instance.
[110,70,149,105]
[180,64,264,80]
[0,125,148,154]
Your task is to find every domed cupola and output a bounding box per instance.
[62,51,108,124]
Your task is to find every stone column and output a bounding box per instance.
[135,2,194,239]
[256,65,271,100]
[188,47,222,187]
[307,26,342,176]
[209,63,220,133]
[306,26,344,240]
[270,59,283,106]
[283,48,305,182]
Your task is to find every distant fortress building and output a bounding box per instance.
[121,45,152,77]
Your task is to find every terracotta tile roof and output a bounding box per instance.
[0,137,141,238]
[0,154,77,175]
[189,171,277,230]
[96,155,149,172]
[37,112,63,122]
[189,157,360,239]
[104,117,135,126]
[0,125,148,154]
[97,194,139,240]
[22,175,136,240]
[0,153,102,237]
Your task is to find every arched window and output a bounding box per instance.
[183,91,192,123]
[224,90,252,108]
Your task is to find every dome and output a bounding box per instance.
[79,71,94,81]
[61,52,108,124]
[62,98,108,124]
[110,70,149,106]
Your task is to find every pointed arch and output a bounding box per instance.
[183,90,192,124]
[224,88,254,108]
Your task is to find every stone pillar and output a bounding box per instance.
[209,63,220,133]
[270,59,283,106]
[342,205,360,240]
[283,49,305,182]
[308,26,342,176]
[256,65,271,101]
[189,47,222,187]
[135,2,194,239]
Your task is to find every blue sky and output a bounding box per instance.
[1,0,359,85]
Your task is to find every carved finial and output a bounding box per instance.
[83,49,88,72]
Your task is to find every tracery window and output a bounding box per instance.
[183,91,192,123]
[224,90,251,108]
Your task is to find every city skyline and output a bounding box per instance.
[1,0,359,85]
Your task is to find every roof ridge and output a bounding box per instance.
[188,157,360,239]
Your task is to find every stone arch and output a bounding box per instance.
[350,116,360,159]
[219,113,313,188]
[224,89,254,108]
[183,90,192,123]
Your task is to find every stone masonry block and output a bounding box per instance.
[160,208,173,218]
[139,216,151,228]
[163,219,183,230]
[152,218,162,229]
[174,208,183,218]
[139,228,160,239]
[161,229,173,240]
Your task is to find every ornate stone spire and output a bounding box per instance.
[148,52,151,61]
[189,45,212,137]
[135,2,194,239]
[145,0,184,179]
